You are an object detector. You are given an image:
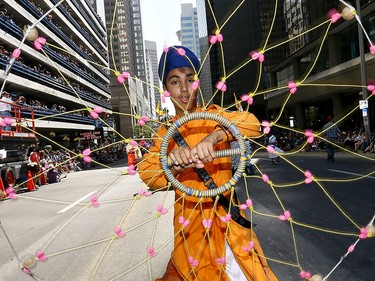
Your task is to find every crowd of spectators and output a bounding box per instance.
[27,0,107,59]
[0,13,110,105]
[36,143,127,184]
[341,129,375,153]
[1,89,91,121]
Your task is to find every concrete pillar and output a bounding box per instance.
[295,103,305,129]
[332,93,344,120]
[292,58,300,79]
[328,34,341,67]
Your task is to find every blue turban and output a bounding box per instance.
[158,46,200,85]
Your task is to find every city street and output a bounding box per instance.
[0,151,374,281]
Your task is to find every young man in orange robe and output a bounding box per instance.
[139,46,278,281]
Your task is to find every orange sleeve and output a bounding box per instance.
[138,125,170,190]
[209,105,261,141]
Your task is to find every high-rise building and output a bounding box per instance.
[196,0,212,104]
[265,0,375,130]
[179,3,200,60]
[104,0,149,138]
[204,0,375,130]
[0,0,110,146]
[205,1,264,114]
[144,40,158,117]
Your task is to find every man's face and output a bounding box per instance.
[164,67,198,116]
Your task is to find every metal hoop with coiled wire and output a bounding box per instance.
[160,112,247,198]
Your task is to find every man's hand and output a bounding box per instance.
[168,129,226,175]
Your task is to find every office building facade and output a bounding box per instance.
[0,0,110,146]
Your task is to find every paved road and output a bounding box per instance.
[236,150,375,281]
[0,151,374,281]
[0,166,175,281]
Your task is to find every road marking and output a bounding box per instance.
[328,169,375,180]
[57,191,96,213]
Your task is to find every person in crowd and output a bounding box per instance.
[126,141,142,168]
[354,130,366,152]
[364,134,375,153]
[267,132,283,164]
[0,91,24,131]
[343,130,355,150]
[27,144,41,187]
[46,163,59,184]
[139,46,278,281]
[323,115,341,162]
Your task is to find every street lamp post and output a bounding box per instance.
[356,0,371,140]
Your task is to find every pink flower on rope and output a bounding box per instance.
[288,81,298,94]
[261,120,271,134]
[147,246,157,257]
[188,256,199,267]
[93,107,103,114]
[304,170,313,184]
[347,244,355,253]
[138,115,150,126]
[220,214,232,223]
[192,79,200,90]
[359,227,368,239]
[90,111,99,119]
[240,199,253,210]
[327,9,341,23]
[178,216,190,227]
[242,241,255,252]
[5,187,17,200]
[209,33,224,44]
[114,226,125,238]
[249,50,265,62]
[129,140,138,146]
[215,80,227,92]
[34,37,46,51]
[82,148,91,156]
[216,257,226,265]
[122,71,130,78]
[370,44,375,55]
[83,156,92,163]
[3,117,12,125]
[262,174,269,183]
[157,204,168,215]
[278,210,291,221]
[161,90,171,104]
[177,47,186,56]
[137,188,152,197]
[240,94,254,105]
[305,129,314,143]
[266,145,275,154]
[127,165,136,175]
[367,84,375,95]
[36,250,47,262]
[12,48,21,59]
[116,75,124,84]
[91,194,99,207]
[116,71,130,84]
[202,219,212,229]
[299,271,312,279]
[82,148,92,163]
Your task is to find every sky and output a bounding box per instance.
[97,0,196,57]
[96,0,196,113]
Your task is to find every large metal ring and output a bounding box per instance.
[160,112,246,198]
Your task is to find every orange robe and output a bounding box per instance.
[139,105,278,281]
